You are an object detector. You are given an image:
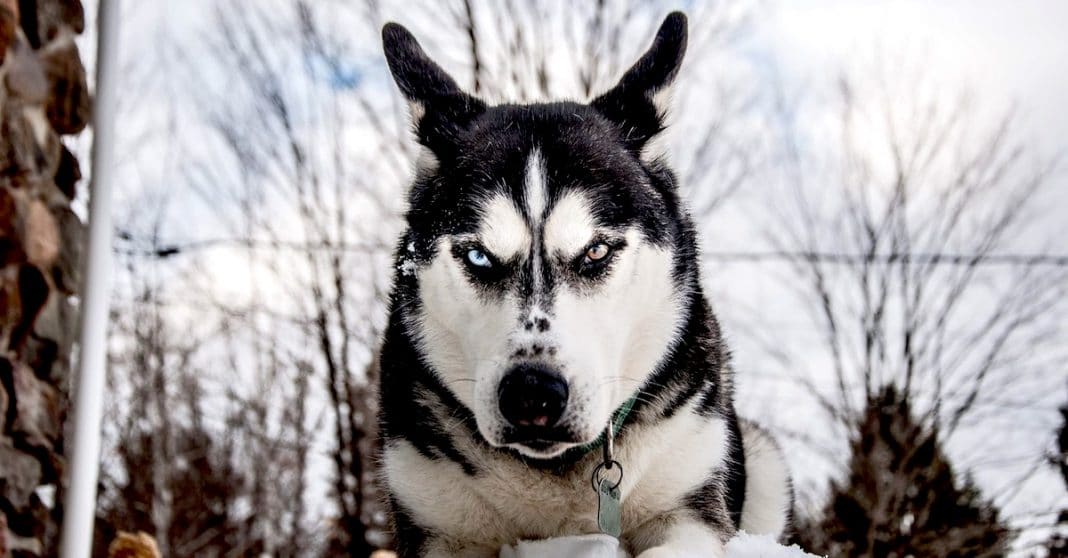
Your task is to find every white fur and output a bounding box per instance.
[550,227,683,444]
[640,86,676,164]
[524,150,550,305]
[413,234,522,444]
[738,424,792,538]
[478,194,532,261]
[405,101,440,186]
[542,191,596,257]
[384,400,732,554]
[619,413,729,522]
[413,188,683,460]
[524,149,548,221]
[501,534,626,558]
[413,145,439,180]
[650,86,676,124]
[408,100,426,126]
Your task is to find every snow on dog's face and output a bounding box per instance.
[384,15,690,459]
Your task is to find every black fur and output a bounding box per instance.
[390,495,432,558]
[591,11,688,156]
[382,23,486,156]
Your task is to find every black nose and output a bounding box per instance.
[498,364,569,429]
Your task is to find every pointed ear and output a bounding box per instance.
[382,22,485,154]
[591,12,687,163]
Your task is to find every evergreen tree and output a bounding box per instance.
[1046,399,1067,557]
[794,385,1013,557]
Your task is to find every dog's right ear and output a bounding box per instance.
[382,23,485,154]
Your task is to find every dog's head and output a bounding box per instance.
[384,14,692,459]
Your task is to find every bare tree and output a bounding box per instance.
[172,1,409,553]
[100,238,325,556]
[98,250,243,556]
[754,61,1068,550]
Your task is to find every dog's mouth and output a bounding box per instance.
[500,425,590,458]
[506,439,576,459]
[502,424,576,443]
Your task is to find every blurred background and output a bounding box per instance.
[1,0,1066,556]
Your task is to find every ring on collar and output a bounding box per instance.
[591,459,624,492]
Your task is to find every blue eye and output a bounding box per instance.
[466,248,492,268]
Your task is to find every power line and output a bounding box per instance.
[702,251,1068,267]
[113,233,388,258]
[113,233,1068,267]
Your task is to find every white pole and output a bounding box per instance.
[59,0,120,556]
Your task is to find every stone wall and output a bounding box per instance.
[0,0,88,556]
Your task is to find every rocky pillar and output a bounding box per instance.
[0,0,89,556]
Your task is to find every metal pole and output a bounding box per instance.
[59,0,120,555]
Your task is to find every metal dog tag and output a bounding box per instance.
[596,478,622,538]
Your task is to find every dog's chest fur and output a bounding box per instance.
[384,399,729,549]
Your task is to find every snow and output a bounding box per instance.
[726,532,821,558]
[398,258,417,276]
[497,532,821,557]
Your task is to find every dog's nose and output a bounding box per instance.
[498,364,569,429]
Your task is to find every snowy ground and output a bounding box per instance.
[726,533,820,558]
[496,532,819,557]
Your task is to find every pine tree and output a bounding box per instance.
[794,385,1013,557]
[1046,399,1067,557]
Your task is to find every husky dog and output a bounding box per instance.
[377,12,791,557]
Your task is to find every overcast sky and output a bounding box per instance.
[760,0,1068,152]
[759,0,1068,219]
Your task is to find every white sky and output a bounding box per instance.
[758,0,1068,153]
[752,0,1068,225]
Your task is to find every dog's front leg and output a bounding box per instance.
[630,516,729,558]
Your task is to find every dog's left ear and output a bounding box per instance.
[382,22,486,156]
[591,12,687,163]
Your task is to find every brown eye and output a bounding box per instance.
[585,243,610,262]
[575,240,620,277]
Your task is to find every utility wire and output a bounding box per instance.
[113,233,1068,267]
[113,231,388,257]
[700,251,1068,267]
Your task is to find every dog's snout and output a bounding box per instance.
[498,364,569,429]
